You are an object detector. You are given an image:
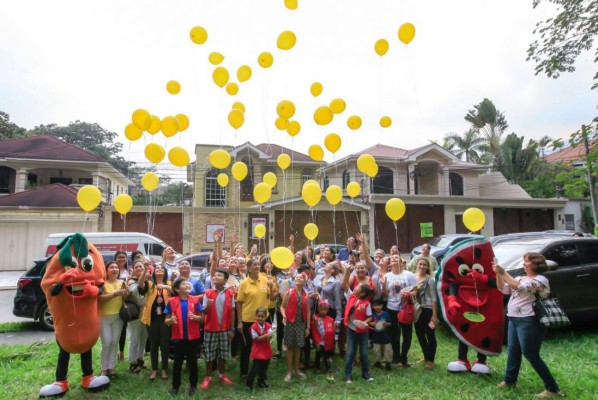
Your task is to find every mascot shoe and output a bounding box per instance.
[471,361,491,375]
[81,374,110,392]
[39,380,69,397]
[447,359,471,373]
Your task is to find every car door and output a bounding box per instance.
[572,241,598,318]
[541,242,582,318]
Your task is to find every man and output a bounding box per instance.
[337,237,359,262]
[407,243,439,273]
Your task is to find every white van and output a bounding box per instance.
[42,232,175,262]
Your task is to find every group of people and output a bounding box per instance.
[97,232,562,398]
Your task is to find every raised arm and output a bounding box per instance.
[210,231,223,277]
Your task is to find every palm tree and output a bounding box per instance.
[537,135,553,158]
[499,133,538,185]
[442,129,486,163]
[464,98,509,168]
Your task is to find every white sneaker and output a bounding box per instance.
[471,361,491,375]
[447,359,471,373]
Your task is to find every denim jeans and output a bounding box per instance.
[345,329,370,378]
[505,316,559,393]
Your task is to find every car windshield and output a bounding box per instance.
[429,237,453,248]
[493,242,545,271]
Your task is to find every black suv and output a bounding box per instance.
[13,259,53,330]
[493,236,598,323]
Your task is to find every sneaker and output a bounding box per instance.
[424,361,435,369]
[294,371,307,380]
[471,361,491,375]
[219,375,233,385]
[258,382,269,389]
[283,374,292,382]
[363,374,374,382]
[200,377,211,390]
[188,386,196,396]
[326,374,335,382]
[497,381,518,389]
[39,380,69,397]
[80,375,110,392]
[447,359,471,373]
[169,387,178,396]
[345,375,353,384]
[535,390,563,398]
[374,362,381,368]
[385,363,392,371]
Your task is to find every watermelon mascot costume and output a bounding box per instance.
[436,237,504,374]
[39,233,110,397]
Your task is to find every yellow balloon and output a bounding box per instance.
[132,109,151,131]
[166,80,181,95]
[77,185,101,212]
[168,146,190,167]
[145,143,165,164]
[287,120,301,137]
[263,172,277,188]
[208,52,225,65]
[324,133,341,153]
[141,172,159,192]
[302,182,321,207]
[347,115,362,130]
[366,163,379,178]
[325,185,343,206]
[147,115,161,135]
[212,67,229,88]
[380,116,392,128]
[310,82,323,97]
[330,98,346,114]
[398,22,416,45]
[284,0,298,10]
[258,52,274,68]
[385,198,406,222]
[357,154,375,174]
[314,106,334,125]
[346,181,361,198]
[232,101,246,113]
[374,39,389,56]
[217,173,229,187]
[226,82,239,96]
[228,109,244,129]
[277,153,291,170]
[463,208,486,232]
[176,113,190,132]
[271,246,294,269]
[190,26,208,44]
[308,145,324,162]
[231,161,248,181]
[254,182,272,204]
[303,179,319,188]
[277,30,296,50]
[237,65,252,82]
[161,116,180,137]
[114,194,133,215]
[275,117,288,130]
[208,149,231,169]
[277,100,296,119]
[125,123,143,141]
[254,224,266,239]
[304,223,319,241]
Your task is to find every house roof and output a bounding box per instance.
[543,140,597,164]
[0,183,85,208]
[255,143,314,163]
[0,135,106,162]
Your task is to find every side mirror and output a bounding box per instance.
[545,260,559,271]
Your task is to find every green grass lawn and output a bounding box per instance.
[1,323,597,399]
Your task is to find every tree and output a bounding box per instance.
[499,133,539,184]
[442,129,487,163]
[464,98,509,168]
[537,135,553,158]
[527,0,598,90]
[0,111,28,140]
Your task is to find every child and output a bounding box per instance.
[311,300,336,378]
[164,278,203,396]
[200,269,236,390]
[246,307,273,390]
[369,295,392,370]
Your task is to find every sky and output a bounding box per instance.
[1,0,596,181]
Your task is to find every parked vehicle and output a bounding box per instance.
[493,236,598,323]
[411,234,484,263]
[490,230,589,246]
[13,259,53,330]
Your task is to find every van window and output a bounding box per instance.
[544,243,579,268]
[577,242,598,265]
[145,243,166,259]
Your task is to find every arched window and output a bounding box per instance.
[371,166,393,194]
[449,172,464,196]
[342,169,350,189]
[241,157,254,202]
[301,169,313,185]
[205,168,226,207]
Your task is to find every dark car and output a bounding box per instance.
[490,230,589,246]
[13,259,53,331]
[411,234,484,264]
[493,236,598,324]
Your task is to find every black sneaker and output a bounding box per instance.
[258,382,269,389]
[188,386,196,396]
[363,374,374,382]
[385,363,392,371]
[345,374,353,384]
[374,362,381,368]
[169,387,178,396]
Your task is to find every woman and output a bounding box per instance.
[260,257,279,324]
[274,264,295,359]
[344,261,378,297]
[114,250,129,362]
[126,261,149,373]
[315,246,335,276]
[493,253,563,398]
[280,272,310,382]
[372,256,390,295]
[139,263,172,380]
[99,261,128,378]
[413,258,439,369]
[313,261,343,330]
[160,246,177,274]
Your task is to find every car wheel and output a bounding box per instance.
[38,302,54,331]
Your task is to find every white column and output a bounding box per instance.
[15,169,29,192]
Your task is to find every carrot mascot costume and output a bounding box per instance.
[39,233,110,397]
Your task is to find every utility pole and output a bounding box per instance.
[582,125,598,227]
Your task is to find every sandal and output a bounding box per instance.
[161,370,168,380]
[149,370,158,381]
[130,363,141,374]
[138,359,147,369]
[109,370,117,379]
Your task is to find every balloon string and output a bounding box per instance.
[394,221,399,249]
[68,275,76,327]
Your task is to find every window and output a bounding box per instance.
[79,178,93,185]
[371,166,393,194]
[323,176,329,190]
[449,172,464,196]
[342,170,350,189]
[27,173,37,188]
[577,242,598,265]
[241,157,254,202]
[301,169,313,185]
[205,169,226,207]
[50,177,73,185]
[564,214,575,230]
[544,243,579,268]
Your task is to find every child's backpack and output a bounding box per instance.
[398,292,415,324]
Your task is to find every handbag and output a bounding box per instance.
[119,299,140,322]
[398,292,415,324]
[532,295,570,328]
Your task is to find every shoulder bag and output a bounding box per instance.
[533,295,570,328]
